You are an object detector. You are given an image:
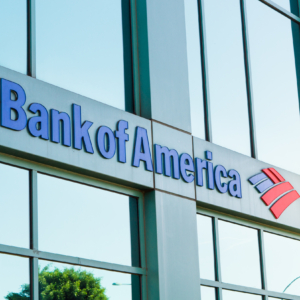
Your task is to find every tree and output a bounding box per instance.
[5,266,108,300]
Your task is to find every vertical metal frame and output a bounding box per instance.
[27,0,36,78]
[212,217,222,283]
[0,154,147,300]
[122,0,136,114]
[30,170,39,300]
[258,229,268,291]
[240,0,258,159]
[197,0,212,143]
[198,208,300,300]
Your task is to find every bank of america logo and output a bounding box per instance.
[248,168,300,219]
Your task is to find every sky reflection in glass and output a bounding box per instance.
[197,214,215,280]
[0,0,27,74]
[0,254,29,300]
[223,290,262,300]
[218,220,261,288]
[184,0,205,140]
[38,174,134,266]
[246,0,300,174]
[201,286,216,300]
[0,163,29,248]
[36,0,125,110]
[264,232,300,295]
[203,0,250,156]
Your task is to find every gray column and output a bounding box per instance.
[135,0,191,132]
[145,190,201,300]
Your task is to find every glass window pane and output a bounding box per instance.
[264,232,300,295]
[203,0,250,156]
[0,254,30,299]
[223,290,262,300]
[184,0,205,140]
[38,260,140,300]
[0,163,29,248]
[197,215,215,280]
[0,0,27,74]
[201,286,216,300]
[36,0,126,110]
[246,0,300,174]
[218,220,261,288]
[38,174,139,266]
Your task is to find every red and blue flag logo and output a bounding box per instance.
[249,168,300,219]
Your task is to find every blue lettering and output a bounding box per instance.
[115,120,129,163]
[28,103,49,140]
[180,153,194,183]
[50,109,71,147]
[195,158,207,186]
[0,79,27,131]
[214,165,228,193]
[132,127,153,171]
[155,145,179,179]
[228,169,242,198]
[97,126,116,159]
[72,104,94,153]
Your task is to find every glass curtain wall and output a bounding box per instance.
[0,0,27,74]
[0,161,142,300]
[197,212,300,299]
[202,0,251,156]
[0,1,132,111]
[188,0,300,172]
[36,0,127,110]
[245,0,300,174]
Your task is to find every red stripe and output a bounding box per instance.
[261,182,293,206]
[262,169,280,184]
[270,190,300,219]
[269,168,285,182]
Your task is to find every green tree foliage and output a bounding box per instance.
[5,266,108,300]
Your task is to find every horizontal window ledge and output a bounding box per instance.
[200,278,300,300]
[0,243,145,275]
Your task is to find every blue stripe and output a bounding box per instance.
[249,173,267,185]
[256,179,274,193]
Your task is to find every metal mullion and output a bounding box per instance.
[213,217,222,282]
[240,0,258,159]
[30,170,38,250]
[258,229,268,291]
[0,243,145,275]
[200,279,300,300]
[217,287,223,300]
[30,257,39,300]
[259,0,300,23]
[27,0,36,77]
[30,170,38,300]
[197,0,212,142]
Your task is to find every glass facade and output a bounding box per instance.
[0,163,29,248]
[38,174,139,266]
[197,211,300,299]
[0,161,142,299]
[246,0,300,173]
[36,0,126,110]
[202,0,251,156]
[0,254,30,300]
[38,261,140,300]
[1,1,300,300]
[0,0,27,74]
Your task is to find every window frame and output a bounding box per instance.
[197,206,300,300]
[0,152,146,300]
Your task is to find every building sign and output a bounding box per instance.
[0,78,242,198]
